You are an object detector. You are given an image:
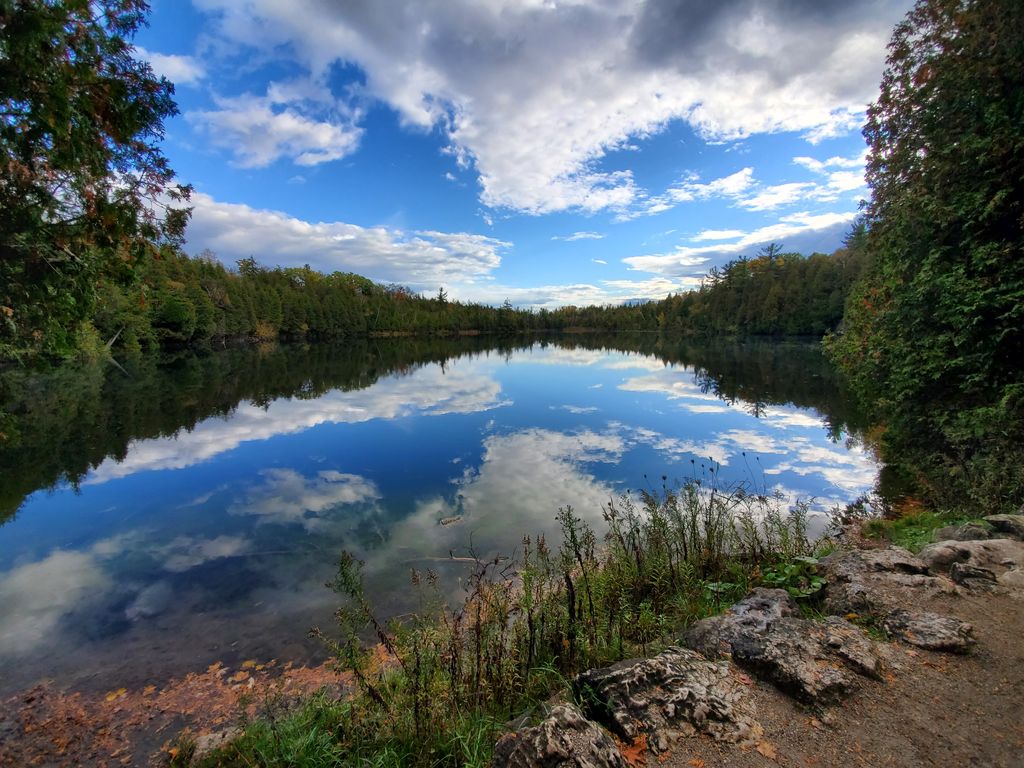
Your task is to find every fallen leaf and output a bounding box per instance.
[241,660,258,669]
[808,717,822,729]
[619,733,648,767]
[230,671,249,683]
[142,686,156,697]
[687,759,706,767]
[756,741,778,760]
[207,662,223,673]
[736,673,754,685]
[845,612,860,620]
[104,688,127,703]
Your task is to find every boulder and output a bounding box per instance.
[983,514,1024,541]
[573,647,761,754]
[491,704,626,768]
[819,547,956,615]
[917,539,1024,591]
[881,609,975,653]
[934,521,994,542]
[683,589,883,704]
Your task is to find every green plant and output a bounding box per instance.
[761,556,825,600]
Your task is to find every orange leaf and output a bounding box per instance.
[756,741,778,760]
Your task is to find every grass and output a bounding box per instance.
[862,508,975,553]
[188,481,831,767]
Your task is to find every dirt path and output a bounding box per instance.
[660,591,1024,768]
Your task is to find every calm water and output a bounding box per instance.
[0,335,877,694]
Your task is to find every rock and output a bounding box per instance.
[984,514,1024,541]
[683,590,883,704]
[684,588,798,657]
[934,521,994,542]
[882,609,975,653]
[819,547,955,615]
[573,647,760,754]
[491,704,625,768]
[190,728,240,764]
[949,562,999,590]
[918,539,1024,591]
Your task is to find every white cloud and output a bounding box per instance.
[0,551,111,655]
[189,93,362,167]
[185,192,508,287]
[625,168,755,219]
[86,360,508,483]
[136,46,205,85]
[624,211,858,277]
[191,0,906,213]
[739,182,817,211]
[552,231,605,242]
[233,469,381,531]
[454,275,698,309]
[162,535,253,572]
[592,258,608,265]
[692,229,745,242]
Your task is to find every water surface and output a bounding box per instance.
[0,336,877,694]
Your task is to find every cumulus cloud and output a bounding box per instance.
[136,46,205,84]
[185,192,508,286]
[191,0,906,213]
[189,92,362,167]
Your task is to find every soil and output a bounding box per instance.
[658,589,1024,768]
[0,659,351,767]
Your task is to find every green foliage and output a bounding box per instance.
[863,509,971,553]
[0,0,191,358]
[829,0,1024,513]
[761,556,826,600]
[198,483,821,766]
[655,241,867,337]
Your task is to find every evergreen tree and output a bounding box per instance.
[829,0,1024,510]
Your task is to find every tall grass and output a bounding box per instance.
[195,482,821,767]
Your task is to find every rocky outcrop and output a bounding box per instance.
[918,538,1024,591]
[934,521,994,541]
[983,514,1024,541]
[819,547,956,615]
[683,589,883,704]
[573,647,761,753]
[491,704,626,768]
[881,609,975,653]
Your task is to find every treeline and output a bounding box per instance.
[73,241,863,360]
[653,238,866,336]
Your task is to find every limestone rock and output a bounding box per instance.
[573,647,761,753]
[491,704,626,768]
[917,539,1024,591]
[683,590,883,704]
[934,521,994,542]
[983,514,1024,541]
[881,609,975,653]
[819,547,955,614]
[190,728,240,764]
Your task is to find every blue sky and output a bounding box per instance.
[134,0,911,308]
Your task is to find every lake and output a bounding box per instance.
[0,335,878,696]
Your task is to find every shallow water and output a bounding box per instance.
[0,335,877,694]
